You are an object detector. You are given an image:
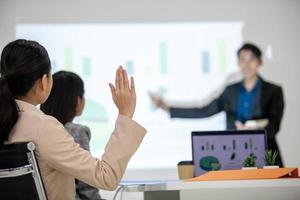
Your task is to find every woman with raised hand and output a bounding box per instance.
[0,39,146,200]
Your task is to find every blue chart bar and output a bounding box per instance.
[249,139,253,150]
[202,51,210,73]
[126,60,135,75]
[206,142,209,150]
[244,139,253,150]
[233,140,236,150]
[202,143,215,151]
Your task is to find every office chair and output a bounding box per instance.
[0,142,47,200]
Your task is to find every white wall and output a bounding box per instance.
[1,0,299,199]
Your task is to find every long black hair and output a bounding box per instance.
[40,71,84,125]
[0,39,51,145]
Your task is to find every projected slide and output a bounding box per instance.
[16,23,243,169]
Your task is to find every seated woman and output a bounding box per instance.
[41,71,105,200]
[0,39,146,200]
[151,43,285,167]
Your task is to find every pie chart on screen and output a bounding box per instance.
[199,156,222,171]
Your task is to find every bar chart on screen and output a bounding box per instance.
[16,22,244,168]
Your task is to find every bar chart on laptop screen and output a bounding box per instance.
[192,133,266,176]
[16,22,243,169]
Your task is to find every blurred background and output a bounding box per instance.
[1,0,299,199]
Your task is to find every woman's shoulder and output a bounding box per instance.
[18,106,62,129]
[14,109,70,145]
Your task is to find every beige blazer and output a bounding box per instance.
[7,100,146,200]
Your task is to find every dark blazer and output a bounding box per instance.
[170,77,285,166]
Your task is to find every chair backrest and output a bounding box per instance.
[0,142,48,200]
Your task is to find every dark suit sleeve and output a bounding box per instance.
[169,95,223,119]
[265,86,284,139]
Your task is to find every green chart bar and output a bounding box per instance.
[82,57,92,76]
[65,48,73,71]
[159,42,168,75]
[218,40,227,72]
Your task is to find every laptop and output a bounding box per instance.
[191,130,267,177]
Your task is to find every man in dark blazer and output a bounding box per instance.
[151,43,285,167]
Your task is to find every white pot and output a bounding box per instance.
[242,167,258,170]
[263,166,280,169]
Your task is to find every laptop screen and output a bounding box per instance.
[192,130,267,177]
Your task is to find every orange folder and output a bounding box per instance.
[186,168,299,182]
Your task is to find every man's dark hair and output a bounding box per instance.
[237,43,262,59]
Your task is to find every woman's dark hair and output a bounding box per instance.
[0,39,51,145]
[237,43,262,60]
[40,71,84,125]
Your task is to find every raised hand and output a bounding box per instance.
[109,66,136,118]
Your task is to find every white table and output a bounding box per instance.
[121,178,300,200]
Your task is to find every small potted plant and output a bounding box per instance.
[263,150,279,169]
[242,153,258,169]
